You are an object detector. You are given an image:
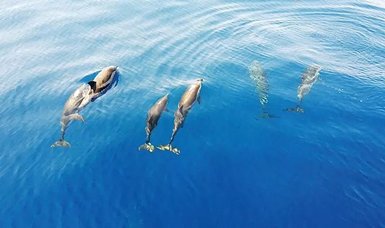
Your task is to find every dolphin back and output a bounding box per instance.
[179,82,201,112]
[93,66,118,93]
[146,94,169,132]
[62,84,92,116]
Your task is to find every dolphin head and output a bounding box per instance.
[110,66,118,75]
[108,66,118,71]
[196,78,203,86]
[103,66,118,77]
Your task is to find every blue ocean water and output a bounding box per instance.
[1,0,385,227]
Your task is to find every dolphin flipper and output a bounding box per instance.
[78,95,92,110]
[59,113,85,134]
[67,113,85,122]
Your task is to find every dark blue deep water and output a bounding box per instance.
[1,0,385,227]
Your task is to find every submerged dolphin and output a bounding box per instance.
[158,79,203,155]
[51,66,118,148]
[286,65,321,113]
[249,61,274,118]
[138,94,169,152]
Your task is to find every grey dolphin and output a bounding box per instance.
[249,61,275,118]
[51,66,118,148]
[297,65,321,101]
[286,65,321,113]
[158,79,203,155]
[138,94,169,152]
[51,84,93,147]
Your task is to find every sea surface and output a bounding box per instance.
[1,0,385,227]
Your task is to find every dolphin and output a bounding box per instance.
[88,66,118,101]
[51,83,93,147]
[249,61,275,118]
[157,79,203,155]
[51,66,118,148]
[138,94,169,152]
[286,65,321,113]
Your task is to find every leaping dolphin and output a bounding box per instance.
[286,65,321,113]
[157,79,203,155]
[138,94,169,152]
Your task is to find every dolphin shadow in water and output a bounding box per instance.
[79,71,99,84]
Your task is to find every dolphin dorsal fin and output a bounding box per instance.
[147,115,155,125]
[178,105,184,113]
[87,81,97,92]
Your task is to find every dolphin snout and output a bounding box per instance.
[108,66,118,72]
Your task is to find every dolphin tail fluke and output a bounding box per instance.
[157,144,180,155]
[284,105,304,113]
[138,143,155,152]
[51,139,71,148]
[259,112,279,119]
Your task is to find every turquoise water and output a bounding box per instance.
[1,0,385,227]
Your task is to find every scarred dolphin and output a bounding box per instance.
[138,94,169,152]
[158,79,203,155]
